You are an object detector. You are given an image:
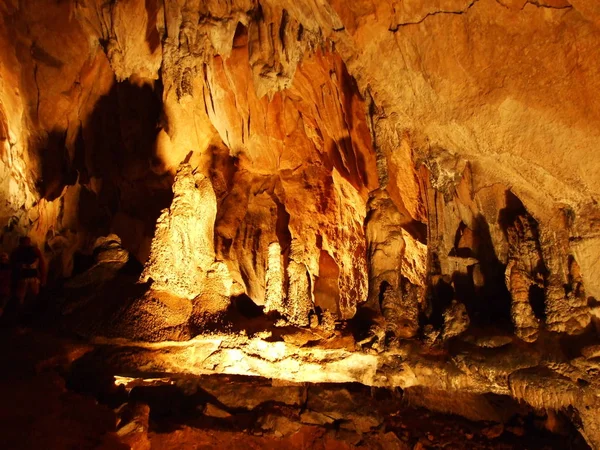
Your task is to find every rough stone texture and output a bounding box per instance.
[2,0,598,331]
[1,328,588,450]
[442,300,470,341]
[264,241,285,315]
[64,233,129,291]
[196,376,306,410]
[402,387,525,424]
[141,163,219,300]
[505,215,543,342]
[116,403,151,450]
[93,330,600,447]
[1,0,600,445]
[545,253,592,335]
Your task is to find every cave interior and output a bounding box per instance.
[0,0,600,448]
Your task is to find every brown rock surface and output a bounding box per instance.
[1,0,598,328]
[0,327,590,450]
[1,0,600,446]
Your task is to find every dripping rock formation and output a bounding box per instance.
[0,0,599,448]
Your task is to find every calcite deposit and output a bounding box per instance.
[141,163,219,300]
[1,0,599,446]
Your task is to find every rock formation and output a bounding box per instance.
[141,163,218,300]
[505,214,544,342]
[442,300,470,341]
[1,0,599,446]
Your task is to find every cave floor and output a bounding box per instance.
[0,325,589,450]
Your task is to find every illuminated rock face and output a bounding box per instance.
[2,0,600,444]
[141,163,218,300]
[0,0,597,334]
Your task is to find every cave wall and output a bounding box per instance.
[0,0,112,272]
[0,0,599,333]
[0,0,177,272]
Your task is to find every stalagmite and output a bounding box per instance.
[505,215,543,342]
[264,241,285,315]
[364,189,426,340]
[141,163,218,300]
[284,240,314,326]
[365,189,406,313]
[544,253,591,335]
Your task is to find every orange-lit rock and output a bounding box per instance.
[141,163,218,300]
[364,188,426,340]
[1,0,600,445]
[3,0,597,332]
[141,162,234,323]
[204,38,378,323]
